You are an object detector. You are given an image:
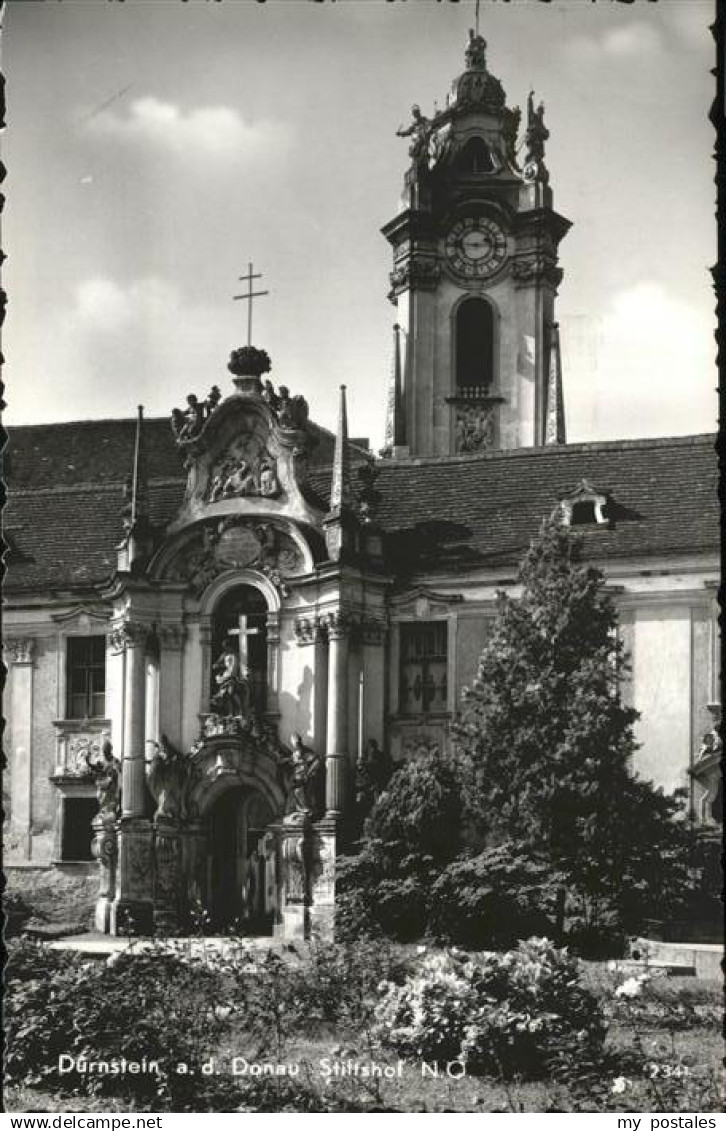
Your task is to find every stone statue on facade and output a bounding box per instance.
[262,379,280,412]
[465,28,488,70]
[502,105,521,166]
[146,734,197,823]
[259,460,281,498]
[179,394,205,440]
[210,638,249,717]
[277,386,309,430]
[85,738,121,820]
[220,458,258,499]
[523,90,549,184]
[282,733,325,820]
[690,707,723,825]
[397,104,433,175]
[354,738,393,824]
[205,385,222,417]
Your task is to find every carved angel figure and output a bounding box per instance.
[396,104,432,167]
[262,379,280,411]
[502,105,521,165]
[179,394,205,441]
[205,385,222,417]
[277,387,309,430]
[281,733,325,819]
[523,91,549,180]
[259,460,281,498]
[222,459,258,498]
[85,738,121,819]
[465,28,487,70]
[210,638,249,717]
[146,734,196,822]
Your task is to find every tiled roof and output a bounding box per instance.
[4,418,719,594]
[316,433,721,574]
[3,414,340,492]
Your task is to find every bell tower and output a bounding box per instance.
[382,29,571,459]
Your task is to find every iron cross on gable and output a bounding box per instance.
[228,615,262,674]
[233,263,269,347]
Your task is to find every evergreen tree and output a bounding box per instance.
[337,744,462,940]
[453,514,691,938]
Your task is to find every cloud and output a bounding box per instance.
[601,22,665,58]
[9,275,238,425]
[562,284,716,440]
[86,96,288,161]
[563,21,665,63]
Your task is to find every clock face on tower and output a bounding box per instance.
[445,217,507,280]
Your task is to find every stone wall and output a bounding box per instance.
[5,864,97,930]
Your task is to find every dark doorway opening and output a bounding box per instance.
[206,785,275,934]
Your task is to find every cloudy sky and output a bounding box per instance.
[4,0,716,446]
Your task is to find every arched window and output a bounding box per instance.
[459,137,493,174]
[212,584,268,714]
[455,297,494,392]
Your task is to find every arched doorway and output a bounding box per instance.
[206,783,276,932]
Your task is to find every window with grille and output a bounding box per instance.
[456,296,494,391]
[399,622,448,715]
[66,636,106,719]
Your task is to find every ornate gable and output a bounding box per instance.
[166,353,325,536]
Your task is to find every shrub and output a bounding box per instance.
[338,745,463,941]
[284,937,410,1029]
[430,845,564,948]
[374,938,605,1079]
[4,940,235,1110]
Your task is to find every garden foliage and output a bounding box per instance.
[374,938,606,1078]
[337,744,462,940]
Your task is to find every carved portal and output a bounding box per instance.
[165,519,304,598]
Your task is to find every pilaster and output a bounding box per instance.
[4,637,35,860]
[324,611,351,819]
[109,619,154,934]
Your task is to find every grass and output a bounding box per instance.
[4,952,723,1114]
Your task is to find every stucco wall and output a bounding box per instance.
[629,607,692,793]
[30,636,60,862]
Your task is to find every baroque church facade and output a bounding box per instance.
[4,31,720,938]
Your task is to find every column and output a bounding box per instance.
[158,625,185,748]
[314,624,329,753]
[110,620,154,935]
[325,613,349,818]
[5,638,35,860]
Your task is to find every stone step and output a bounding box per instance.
[631,937,723,980]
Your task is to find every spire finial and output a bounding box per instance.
[384,323,407,453]
[330,384,351,513]
[130,404,144,528]
[545,322,566,446]
[475,0,481,38]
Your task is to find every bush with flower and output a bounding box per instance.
[374,937,605,1079]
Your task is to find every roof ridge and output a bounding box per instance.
[370,433,718,470]
[9,476,185,496]
[6,415,173,431]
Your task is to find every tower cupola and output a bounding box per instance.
[382,28,571,459]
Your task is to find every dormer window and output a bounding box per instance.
[560,480,612,528]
